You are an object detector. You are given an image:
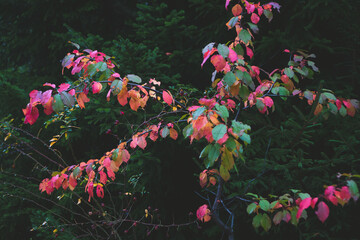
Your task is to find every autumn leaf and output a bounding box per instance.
[315,201,329,223]
[296,197,311,219]
[92,81,102,94]
[75,92,90,109]
[162,90,173,106]
[251,13,260,24]
[211,55,226,71]
[169,128,178,140]
[232,4,242,16]
[196,204,211,222]
[58,83,71,93]
[23,104,39,125]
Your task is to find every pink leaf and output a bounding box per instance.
[228,48,238,62]
[311,197,318,209]
[68,89,75,96]
[296,197,311,219]
[315,201,329,223]
[225,0,231,9]
[196,204,211,222]
[58,83,71,93]
[162,90,173,106]
[263,96,274,108]
[43,83,56,88]
[92,81,102,94]
[112,73,120,78]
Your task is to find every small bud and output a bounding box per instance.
[114,120,119,125]
[106,129,111,134]
[120,111,124,115]
[124,230,128,234]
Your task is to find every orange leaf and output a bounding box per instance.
[232,4,242,16]
[169,128,178,140]
[314,104,323,116]
[76,92,90,109]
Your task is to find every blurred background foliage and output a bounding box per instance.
[0,0,359,239]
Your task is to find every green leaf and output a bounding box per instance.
[60,92,75,107]
[192,107,206,120]
[298,193,311,200]
[263,9,273,22]
[52,94,64,112]
[96,62,108,72]
[224,71,236,87]
[215,104,229,122]
[212,124,227,141]
[239,29,251,44]
[110,80,123,95]
[284,68,294,78]
[259,200,270,211]
[252,214,262,229]
[322,92,337,101]
[217,44,229,59]
[261,214,272,232]
[199,145,210,159]
[238,85,250,99]
[242,71,255,90]
[207,143,221,167]
[328,102,338,114]
[256,100,265,111]
[182,124,193,138]
[248,22,259,33]
[127,74,142,83]
[339,105,347,117]
[87,64,97,76]
[161,126,170,138]
[240,132,251,144]
[234,44,244,56]
[294,68,307,76]
[246,192,259,199]
[225,138,236,151]
[348,180,360,200]
[228,16,239,28]
[247,203,257,214]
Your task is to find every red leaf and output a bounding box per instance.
[23,104,39,125]
[315,201,329,223]
[251,13,260,24]
[96,185,104,198]
[211,55,226,71]
[162,90,173,106]
[246,47,254,59]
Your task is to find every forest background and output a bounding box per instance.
[0,0,359,239]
